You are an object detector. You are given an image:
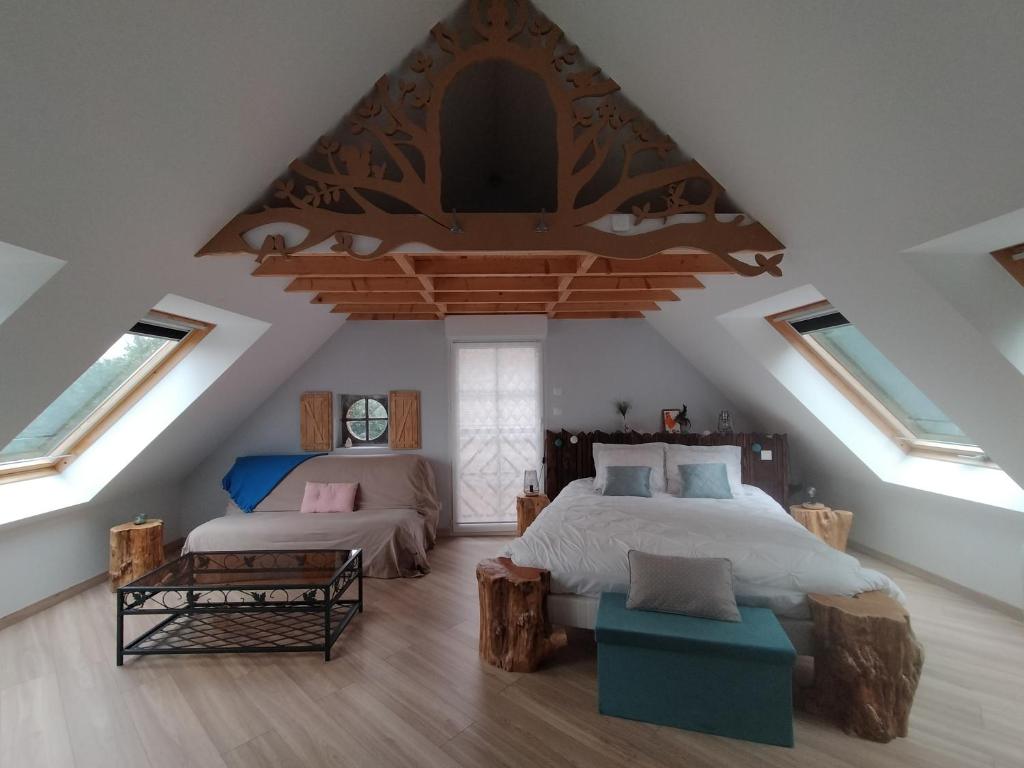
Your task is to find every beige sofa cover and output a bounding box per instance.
[183,454,440,578]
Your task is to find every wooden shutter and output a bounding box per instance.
[388,390,421,450]
[300,391,333,451]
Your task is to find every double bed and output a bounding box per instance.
[503,431,903,653]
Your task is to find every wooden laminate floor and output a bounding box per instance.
[1,536,1022,767]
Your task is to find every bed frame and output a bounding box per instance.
[543,430,790,507]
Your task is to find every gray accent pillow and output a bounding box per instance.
[626,550,741,622]
[602,465,653,497]
[676,462,733,499]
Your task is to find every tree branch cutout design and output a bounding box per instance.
[197,0,783,279]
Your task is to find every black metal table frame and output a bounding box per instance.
[116,549,362,665]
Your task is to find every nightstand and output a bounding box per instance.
[109,519,164,589]
[790,504,853,552]
[516,493,550,536]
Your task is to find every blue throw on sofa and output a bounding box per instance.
[221,454,324,513]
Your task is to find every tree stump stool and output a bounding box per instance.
[477,557,561,672]
[797,591,924,742]
[790,505,853,551]
[109,519,164,589]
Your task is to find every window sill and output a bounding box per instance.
[0,472,82,530]
[0,458,63,485]
[905,446,996,469]
[886,452,1024,513]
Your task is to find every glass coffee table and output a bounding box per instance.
[116,549,361,665]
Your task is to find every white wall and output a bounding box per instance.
[544,319,749,435]
[0,483,182,619]
[906,248,1024,379]
[182,318,745,533]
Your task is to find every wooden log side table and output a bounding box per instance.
[476,557,562,672]
[109,519,164,589]
[790,504,853,551]
[516,493,550,536]
[796,591,924,743]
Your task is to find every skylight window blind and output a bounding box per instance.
[452,341,542,531]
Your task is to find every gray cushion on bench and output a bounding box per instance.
[626,551,741,622]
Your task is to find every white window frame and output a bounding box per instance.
[450,339,544,535]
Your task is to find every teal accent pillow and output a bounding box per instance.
[603,466,653,497]
[677,463,733,499]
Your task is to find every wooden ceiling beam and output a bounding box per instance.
[286,277,425,292]
[253,255,405,277]
[330,303,439,314]
[565,290,680,302]
[435,291,561,304]
[586,254,732,275]
[568,275,704,290]
[313,291,434,304]
[444,303,548,314]
[412,255,580,276]
[554,301,660,312]
[552,311,645,319]
[432,276,561,292]
[345,313,439,321]
[256,254,729,280]
[991,241,1024,288]
[392,254,440,312]
[549,254,595,316]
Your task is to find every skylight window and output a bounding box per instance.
[0,311,211,481]
[769,302,988,464]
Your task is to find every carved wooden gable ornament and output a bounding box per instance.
[198,0,784,319]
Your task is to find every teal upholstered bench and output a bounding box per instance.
[595,592,796,747]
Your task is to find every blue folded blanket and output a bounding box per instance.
[221,454,324,513]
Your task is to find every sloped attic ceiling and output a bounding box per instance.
[198,0,784,320]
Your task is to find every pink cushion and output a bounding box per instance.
[299,481,358,513]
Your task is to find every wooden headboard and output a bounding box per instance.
[544,430,790,507]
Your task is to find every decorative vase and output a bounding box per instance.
[717,410,733,434]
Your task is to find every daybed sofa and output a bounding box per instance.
[183,454,440,577]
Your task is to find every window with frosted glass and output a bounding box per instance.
[453,341,542,528]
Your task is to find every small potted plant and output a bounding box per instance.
[615,400,632,432]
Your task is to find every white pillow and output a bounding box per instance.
[665,444,743,496]
[593,443,667,494]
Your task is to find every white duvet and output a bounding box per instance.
[504,479,903,619]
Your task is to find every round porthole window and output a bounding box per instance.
[342,395,389,446]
